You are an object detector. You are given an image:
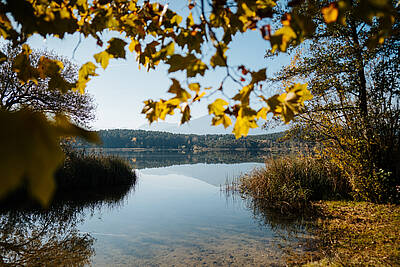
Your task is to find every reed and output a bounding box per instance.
[231,155,351,213]
[55,148,136,191]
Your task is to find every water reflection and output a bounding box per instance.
[0,152,317,266]
[0,181,136,266]
[0,208,94,266]
[224,191,319,258]
[87,149,274,169]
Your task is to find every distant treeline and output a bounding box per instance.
[74,129,311,151]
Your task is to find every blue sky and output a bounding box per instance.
[27,1,290,130]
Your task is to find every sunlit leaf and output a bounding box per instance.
[94,51,111,69]
[37,57,64,78]
[233,85,254,105]
[233,106,258,138]
[168,78,191,102]
[212,114,232,128]
[270,26,297,52]
[322,3,339,24]
[208,98,229,116]
[76,62,98,94]
[188,83,200,93]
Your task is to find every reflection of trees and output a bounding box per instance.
[0,210,94,266]
[99,150,274,169]
[0,181,136,266]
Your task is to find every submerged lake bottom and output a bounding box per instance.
[78,163,313,266]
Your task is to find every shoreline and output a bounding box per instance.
[287,201,400,266]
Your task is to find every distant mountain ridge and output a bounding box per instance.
[138,115,287,135]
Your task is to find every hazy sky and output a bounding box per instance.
[26,1,290,130]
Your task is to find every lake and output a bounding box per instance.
[0,150,314,266]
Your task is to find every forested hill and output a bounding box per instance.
[75,129,306,150]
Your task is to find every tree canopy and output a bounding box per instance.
[273,1,400,201]
[0,0,399,204]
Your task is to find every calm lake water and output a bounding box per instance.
[0,150,313,266]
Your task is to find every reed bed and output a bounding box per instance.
[228,155,351,213]
[55,149,136,191]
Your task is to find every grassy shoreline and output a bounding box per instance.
[291,200,400,266]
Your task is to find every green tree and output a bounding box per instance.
[0,0,398,204]
[272,1,400,202]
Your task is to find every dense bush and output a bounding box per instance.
[236,155,351,213]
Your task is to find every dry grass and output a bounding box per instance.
[231,155,350,213]
[287,201,400,266]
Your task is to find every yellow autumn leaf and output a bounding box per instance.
[322,3,339,24]
[188,83,200,93]
[212,114,232,128]
[94,51,111,69]
[233,106,258,138]
[75,62,97,94]
[208,98,229,116]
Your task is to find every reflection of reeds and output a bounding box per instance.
[222,174,322,265]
